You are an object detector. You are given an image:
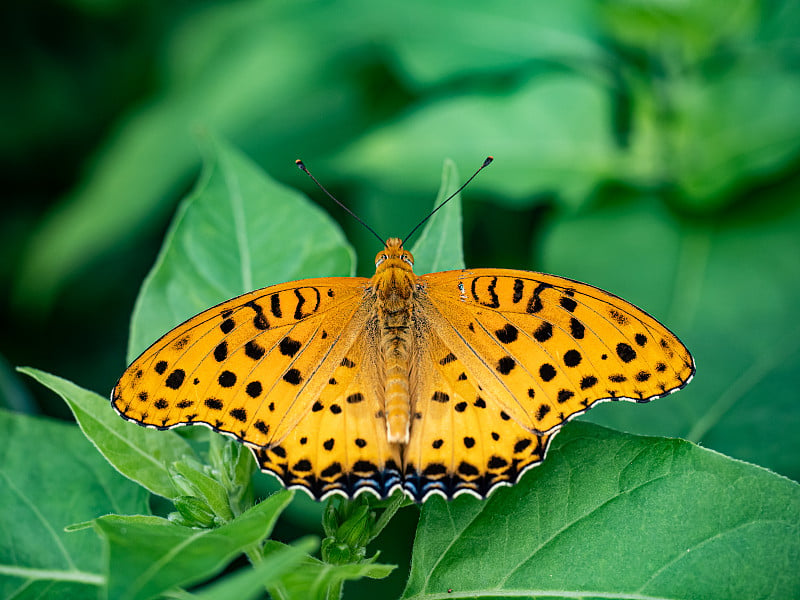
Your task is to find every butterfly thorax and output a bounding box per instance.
[371,238,417,444]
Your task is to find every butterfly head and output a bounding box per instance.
[375,237,414,270]
[372,238,416,298]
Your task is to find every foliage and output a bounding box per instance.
[2,142,798,598]
[2,1,800,598]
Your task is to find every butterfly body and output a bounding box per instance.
[373,238,417,444]
[113,239,694,502]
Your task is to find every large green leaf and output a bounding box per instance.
[0,409,148,600]
[404,422,800,599]
[21,368,194,499]
[540,193,800,480]
[127,136,354,361]
[95,490,293,600]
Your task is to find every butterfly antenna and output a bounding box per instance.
[295,159,385,246]
[402,156,493,246]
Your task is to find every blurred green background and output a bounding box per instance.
[2,0,799,595]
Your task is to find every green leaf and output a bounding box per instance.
[403,422,800,599]
[95,490,293,600]
[185,538,317,600]
[127,135,354,361]
[334,74,619,208]
[410,158,465,273]
[540,193,800,480]
[20,368,194,499]
[0,409,147,600]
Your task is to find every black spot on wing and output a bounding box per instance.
[439,353,457,365]
[283,369,302,385]
[563,350,582,367]
[218,371,236,387]
[539,363,556,382]
[294,287,321,319]
[497,356,516,375]
[557,389,575,403]
[230,408,247,422]
[559,296,577,312]
[270,294,282,318]
[495,324,518,344]
[512,279,524,303]
[246,381,262,397]
[279,337,302,357]
[165,369,185,389]
[526,283,550,314]
[244,341,265,360]
[569,318,585,339]
[346,393,364,404]
[470,276,500,308]
[617,343,637,363]
[533,321,553,342]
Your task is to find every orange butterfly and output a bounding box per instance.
[112,158,694,502]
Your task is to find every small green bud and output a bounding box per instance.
[173,495,216,528]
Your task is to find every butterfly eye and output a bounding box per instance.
[376,254,388,266]
[402,254,414,266]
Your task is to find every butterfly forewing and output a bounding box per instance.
[419,269,695,435]
[113,277,371,446]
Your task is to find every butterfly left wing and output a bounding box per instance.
[113,277,373,448]
[417,269,695,436]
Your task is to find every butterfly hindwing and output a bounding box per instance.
[255,331,403,499]
[419,269,695,435]
[404,330,552,501]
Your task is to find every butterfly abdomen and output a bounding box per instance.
[383,330,412,443]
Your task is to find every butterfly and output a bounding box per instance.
[112,158,694,502]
